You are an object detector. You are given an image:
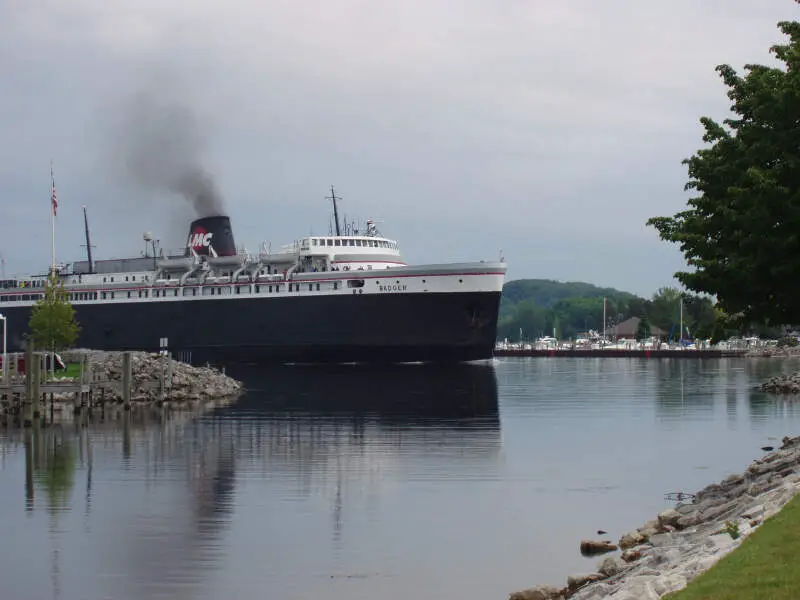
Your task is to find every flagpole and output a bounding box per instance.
[49,161,57,378]
[50,161,56,276]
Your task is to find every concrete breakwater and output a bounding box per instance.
[510,435,800,600]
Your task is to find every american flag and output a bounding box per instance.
[50,166,57,217]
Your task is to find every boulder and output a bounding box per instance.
[567,573,605,591]
[657,509,681,529]
[618,530,647,549]
[597,556,623,578]
[620,549,643,563]
[579,540,618,556]
[509,585,564,600]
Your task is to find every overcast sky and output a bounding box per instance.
[0,0,796,297]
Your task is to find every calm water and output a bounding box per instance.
[2,357,800,600]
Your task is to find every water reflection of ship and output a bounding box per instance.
[217,362,502,542]
[224,361,500,421]
[215,362,501,464]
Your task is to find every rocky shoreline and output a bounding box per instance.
[55,350,243,405]
[510,435,800,600]
[761,372,800,394]
[745,344,800,358]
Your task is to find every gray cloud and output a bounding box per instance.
[0,0,795,295]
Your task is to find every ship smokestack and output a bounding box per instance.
[186,216,236,257]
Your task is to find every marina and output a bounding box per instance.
[493,347,748,358]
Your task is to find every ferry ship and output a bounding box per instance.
[0,194,507,364]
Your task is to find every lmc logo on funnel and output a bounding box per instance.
[187,228,213,250]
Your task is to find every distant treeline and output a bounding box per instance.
[497,279,779,342]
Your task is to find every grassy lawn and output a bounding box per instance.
[52,362,83,379]
[664,493,800,600]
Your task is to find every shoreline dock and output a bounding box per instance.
[493,348,748,359]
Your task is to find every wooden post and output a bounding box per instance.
[23,346,34,427]
[122,412,132,458]
[24,429,34,508]
[122,351,131,410]
[24,345,33,393]
[32,353,41,420]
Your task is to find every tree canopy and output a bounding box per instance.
[28,274,80,351]
[647,9,800,326]
[497,280,719,342]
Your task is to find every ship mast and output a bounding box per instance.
[326,185,342,237]
[82,205,95,274]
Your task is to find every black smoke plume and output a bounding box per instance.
[113,91,226,218]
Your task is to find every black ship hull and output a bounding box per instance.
[1,291,501,365]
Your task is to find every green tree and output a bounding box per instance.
[34,433,77,513]
[647,10,800,327]
[648,287,682,334]
[635,315,652,340]
[28,274,80,351]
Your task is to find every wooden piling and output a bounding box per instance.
[31,354,41,420]
[122,351,132,410]
[22,346,34,427]
[24,429,33,508]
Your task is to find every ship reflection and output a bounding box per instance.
[218,361,502,546]
[209,361,502,494]
[224,361,500,424]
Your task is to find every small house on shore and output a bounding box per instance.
[606,317,667,340]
